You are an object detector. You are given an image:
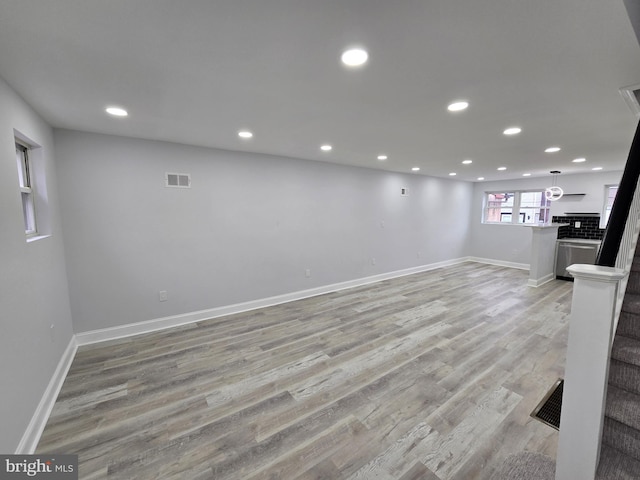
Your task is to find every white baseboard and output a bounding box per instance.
[16,336,78,454]
[527,273,556,288]
[75,257,469,346]
[468,256,530,271]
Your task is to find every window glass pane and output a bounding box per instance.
[16,144,30,188]
[21,191,36,234]
[485,192,514,223]
[603,186,618,226]
[520,191,543,207]
[519,191,550,224]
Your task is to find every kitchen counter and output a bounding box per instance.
[530,223,570,229]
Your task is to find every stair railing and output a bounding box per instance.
[597,122,640,268]
[555,119,640,480]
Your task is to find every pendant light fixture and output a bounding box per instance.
[545,170,564,201]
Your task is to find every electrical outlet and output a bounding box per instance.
[575,221,581,228]
[371,257,376,265]
[305,269,311,278]
[159,290,168,302]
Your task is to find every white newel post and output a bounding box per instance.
[555,264,627,480]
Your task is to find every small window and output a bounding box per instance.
[485,192,515,223]
[519,191,551,224]
[602,184,618,228]
[483,190,551,224]
[16,142,37,235]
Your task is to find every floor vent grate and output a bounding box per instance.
[531,379,563,430]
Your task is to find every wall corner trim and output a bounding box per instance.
[16,336,78,454]
[527,273,556,288]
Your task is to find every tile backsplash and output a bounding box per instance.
[552,215,604,240]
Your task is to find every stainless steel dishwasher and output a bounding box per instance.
[555,239,602,280]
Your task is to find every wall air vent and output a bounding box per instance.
[620,84,640,117]
[165,173,191,188]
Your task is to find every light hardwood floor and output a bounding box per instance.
[37,262,573,479]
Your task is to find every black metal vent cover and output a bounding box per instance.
[531,379,563,430]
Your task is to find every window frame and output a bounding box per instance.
[16,141,37,236]
[483,190,551,225]
[601,184,619,229]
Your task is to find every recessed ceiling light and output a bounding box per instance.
[449,172,457,176]
[106,106,128,117]
[462,159,473,164]
[377,155,388,160]
[572,158,586,163]
[523,173,531,177]
[497,167,507,171]
[503,127,521,135]
[545,147,561,153]
[592,167,603,171]
[341,48,368,67]
[411,167,420,171]
[447,101,469,112]
[477,177,485,181]
[320,145,332,151]
[238,130,253,139]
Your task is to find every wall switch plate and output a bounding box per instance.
[575,221,581,228]
[159,290,168,302]
[371,257,376,265]
[305,269,311,278]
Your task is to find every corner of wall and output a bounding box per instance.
[15,336,77,454]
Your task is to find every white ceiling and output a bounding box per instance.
[1,0,639,182]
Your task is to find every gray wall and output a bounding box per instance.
[0,78,74,452]
[54,130,473,333]
[468,171,624,265]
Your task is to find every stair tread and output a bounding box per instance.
[596,444,640,480]
[605,384,640,431]
[611,335,640,367]
[627,272,640,295]
[622,293,640,315]
[608,359,640,396]
[602,416,640,464]
[617,312,640,341]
